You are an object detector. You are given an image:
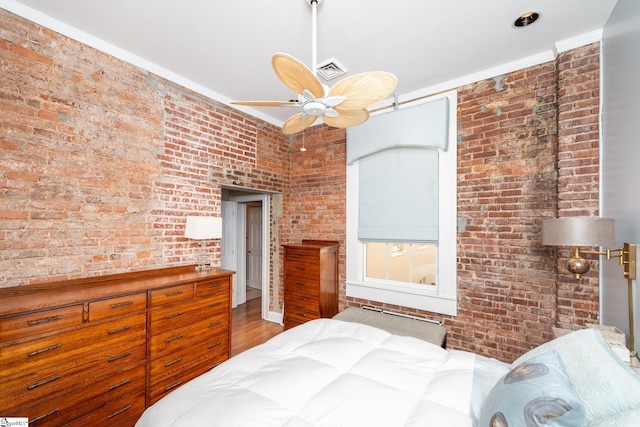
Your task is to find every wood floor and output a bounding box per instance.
[231,296,283,356]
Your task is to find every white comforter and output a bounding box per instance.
[136,318,508,427]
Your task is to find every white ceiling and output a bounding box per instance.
[2,0,618,128]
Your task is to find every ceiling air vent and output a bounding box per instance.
[316,58,348,81]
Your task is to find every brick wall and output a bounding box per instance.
[452,62,561,360]
[280,126,347,303]
[343,45,601,362]
[554,44,603,328]
[0,9,600,362]
[0,9,290,286]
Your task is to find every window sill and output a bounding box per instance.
[345,280,456,316]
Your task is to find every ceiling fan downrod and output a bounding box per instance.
[306,0,323,76]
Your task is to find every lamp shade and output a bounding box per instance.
[184,216,222,240]
[542,217,616,247]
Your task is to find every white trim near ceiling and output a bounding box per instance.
[370,29,605,117]
[0,0,282,128]
[1,0,604,131]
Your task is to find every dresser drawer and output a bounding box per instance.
[149,364,202,404]
[66,389,146,427]
[196,278,230,297]
[151,312,228,358]
[197,286,230,313]
[0,305,84,342]
[285,260,320,280]
[10,363,145,426]
[1,312,146,378]
[149,350,227,404]
[149,330,229,381]
[284,317,306,330]
[89,292,146,321]
[0,338,145,413]
[285,309,320,326]
[149,283,194,307]
[285,275,320,297]
[285,297,320,321]
[150,294,227,334]
[285,292,319,310]
[285,248,320,264]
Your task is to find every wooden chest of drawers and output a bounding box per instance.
[283,240,339,330]
[0,266,233,426]
[148,277,230,404]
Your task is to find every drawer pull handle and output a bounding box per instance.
[29,408,60,424]
[27,375,61,390]
[209,301,223,307]
[108,351,132,362]
[27,316,62,326]
[165,381,182,392]
[165,334,183,343]
[296,282,305,286]
[109,378,132,391]
[209,282,222,288]
[165,311,183,319]
[108,325,132,335]
[108,404,132,419]
[208,341,222,349]
[297,312,307,317]
[296,252,306,256]
[296,297,307,301]
[110,300,134,309]
[208,321,222,328]
[31,408,60,423]
[28,343,61,357]
[165,290,184,297]
[296,266,305,271]
[165,357,182,367]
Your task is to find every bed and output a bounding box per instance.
[135,315,640,427]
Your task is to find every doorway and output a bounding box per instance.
[246,203,263,298]
[221,190,270,320]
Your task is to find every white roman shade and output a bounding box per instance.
[346,97,449,165]
[347,97,449,242]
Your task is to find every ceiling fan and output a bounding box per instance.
[232,0,398,135]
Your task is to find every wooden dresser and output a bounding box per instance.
[283,240,339,330]
[0,266,233,426]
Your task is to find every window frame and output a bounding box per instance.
[345,90,458,316]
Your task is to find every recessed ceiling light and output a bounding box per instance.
[513,11,540,28]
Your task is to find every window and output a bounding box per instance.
[345,91,457,316]
[366,242,437,285]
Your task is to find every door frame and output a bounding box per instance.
[221,200,242,308]
[228,193,270,320]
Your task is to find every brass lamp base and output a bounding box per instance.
[567,246,590,279]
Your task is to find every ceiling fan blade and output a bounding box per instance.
[324,108,370,128]
[282,113,317,135]
[272,53,324,99]
[328,71,397,111]
[232,101,298,107]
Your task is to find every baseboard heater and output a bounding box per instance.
[361,305,441,325]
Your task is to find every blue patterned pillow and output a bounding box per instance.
[479,351,586,426]
[512,328,640,424]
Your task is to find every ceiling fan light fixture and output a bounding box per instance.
[513,11,540,28]
[303,101,327,116]
[232,0,397,134]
